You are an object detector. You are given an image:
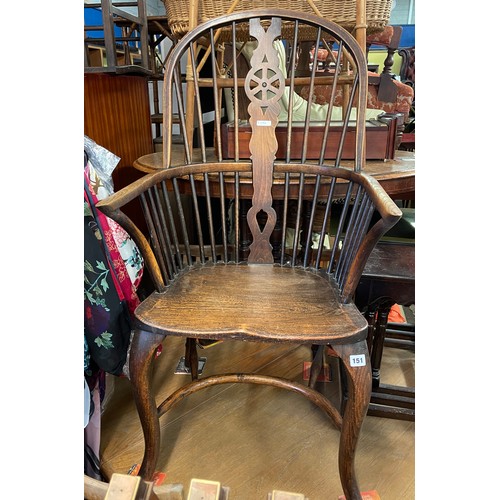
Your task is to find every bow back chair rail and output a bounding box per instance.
[97,9,402,499]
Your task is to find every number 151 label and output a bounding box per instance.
[349,354,366,367]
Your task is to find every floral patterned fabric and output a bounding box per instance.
[83,137,145,480]
[84,139,144,380]
[84,198,132,376]
[84,165,143,311]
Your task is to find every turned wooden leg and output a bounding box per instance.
[185,338,199,380]
[328,340,371,500]
[371,303,393,390]
[308,344,325,388]
[128,329,165,481]
[365,309,376,354]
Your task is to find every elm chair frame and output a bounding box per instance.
[97,9,402,499]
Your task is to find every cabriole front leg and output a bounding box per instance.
[329,340,372,500]
[128,329,165,481]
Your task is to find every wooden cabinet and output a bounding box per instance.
[84,73,153,187]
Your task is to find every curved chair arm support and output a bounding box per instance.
[340,172,402,302]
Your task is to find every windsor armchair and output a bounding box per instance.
[97,9,402,499]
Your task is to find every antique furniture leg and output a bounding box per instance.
[368,300,415,420]
[331,330,373,418]
[128,329,165,481]
[369,301,391,389]
[308,344,326,388]
[185,338,199,380]
[365,309,376,353]
[329,341,372,500]
[355,241,415,420]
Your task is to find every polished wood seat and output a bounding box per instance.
[97,10,402,500]
[136,265,367,342]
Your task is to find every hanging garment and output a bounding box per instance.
[84,203,133,376]
[84,137,145,480]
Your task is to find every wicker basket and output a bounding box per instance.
[163,0,393,39]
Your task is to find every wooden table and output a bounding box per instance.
[133,148,415,200]
[356,241,415,421]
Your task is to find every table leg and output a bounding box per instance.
[366,301,415,421]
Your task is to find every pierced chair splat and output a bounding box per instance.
[97,9,402,500]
